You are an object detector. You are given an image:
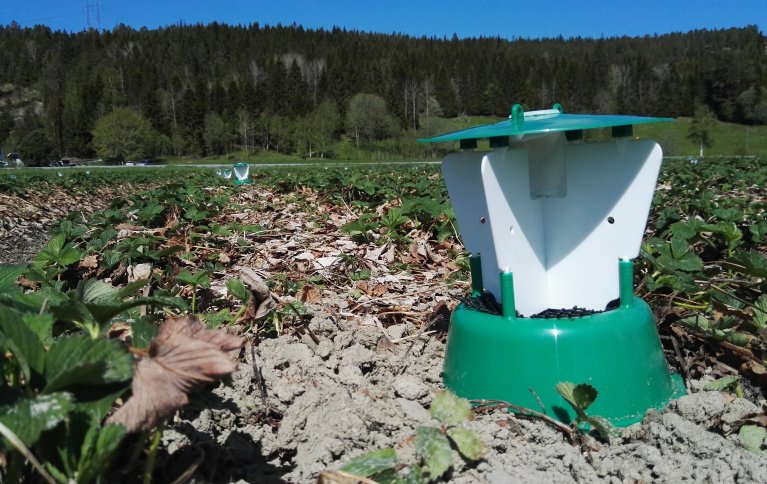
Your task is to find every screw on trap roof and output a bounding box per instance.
[421,104,685,427]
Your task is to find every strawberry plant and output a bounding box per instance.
[323,390,485,483]
[0,266,148,482]
[637,156,767,385]
[555,382,615,442]
[0,258,244,482]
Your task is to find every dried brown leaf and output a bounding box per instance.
[740,360,767,385]
[107,316,244,433]
[383,245,396,263]
[736,415,767,428]
[376,335,396,353]
[240,267,276,319]
[79,255,98,269]
[127,263,152,283]
[297,285,321,304]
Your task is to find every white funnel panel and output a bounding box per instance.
[442,136,663,316]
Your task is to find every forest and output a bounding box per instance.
[0,22,765,163]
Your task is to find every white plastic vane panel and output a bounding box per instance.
[442,133,663,316]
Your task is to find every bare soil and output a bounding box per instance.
[146,315,764,483]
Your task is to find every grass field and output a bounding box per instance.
[635,117,767,157]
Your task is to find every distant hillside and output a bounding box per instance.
[0,23,764,163]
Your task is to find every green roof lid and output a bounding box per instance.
[418,103,673,143]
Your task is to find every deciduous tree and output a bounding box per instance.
[203,112,229,155]
[345,93,398,145]
[91,108,157,161]
[687,104,715,157]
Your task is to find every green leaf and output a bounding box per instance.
[85,295,186,324]
[0,304,46,382]
[581,414,616,442]
[35,233,66,265]
[669,221,699,241]
[44,335,133,393]
[678,314,710,331]
[657,238,703,272]
[712,290,744,309]
[713,207,742,223]
[76,423,126,483]
[59,246,83,266]
[752,294,767,329]
[0,392,74,448]
[76,278,119,303]
[50,289,185,327]
[177,269,211,288]
[429,390,472,426]
[34,232,83,268]
[43,462,69,483]
[115,278,151,299]
[673,249,703,273]
[131,318,157,349]
[703,375,740,392]
[730,251,767,278]
[138,201,164,223]
[151,245,185,259]
[339,448,397,477]
[202,308,233,329]
[739,424,766,454]
[725,331,752,347]
[748,220,767,243]
[414,426,453,479]
[556,382,597,412]
[2,284,68,314]
[22,313,55,345]
[0,264,25,293]
[50,299,97,326]
[227,278,250,303]
[446,427,485,461]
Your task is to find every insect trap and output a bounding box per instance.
[420,104,685,426]
[232,162,252,185]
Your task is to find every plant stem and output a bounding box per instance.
[191,283,197,313]
[674,301,708,310]
[472,399,575,441]
[0,421,56,484]
[143,425,163,484]
[229,305,248,326]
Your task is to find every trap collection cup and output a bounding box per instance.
[419,104,685,426]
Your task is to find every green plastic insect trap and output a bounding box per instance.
[420,104,685,426]
[232,162,252,185]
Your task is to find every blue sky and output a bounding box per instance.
[1,0,765,39]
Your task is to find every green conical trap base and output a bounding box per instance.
[444,262,685,427]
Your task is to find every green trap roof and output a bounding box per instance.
[418,103,673,143]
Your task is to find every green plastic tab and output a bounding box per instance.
[469,253,483,296]
[418,104,672,143]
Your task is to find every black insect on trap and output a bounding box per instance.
[420,104,685,426]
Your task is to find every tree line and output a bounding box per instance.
[0,22,765,164]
